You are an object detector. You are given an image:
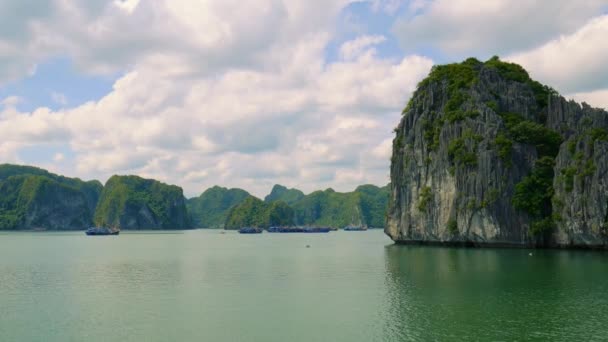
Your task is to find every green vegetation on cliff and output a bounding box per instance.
[499,112,562,158]
[187,186,250,228]
[267,201,295,227]
[356,185,390,228]
[94,175,190,229]
[291,185,388,228]
[484,56,558,108]
[0,164,102,213]
[224,196,294,229]
[264,184,304,205]
[513,157,555,219]
[292,189,362,227]
[0,165,98,230]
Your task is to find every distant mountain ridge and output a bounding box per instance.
[222,184,389,229]
[0,163,388,230]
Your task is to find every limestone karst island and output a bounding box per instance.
[387,57,608,249]
[2,1,608,341]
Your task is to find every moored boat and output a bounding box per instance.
[268,226,331,233]
[303,227,331,233]
[238,227,263,234]
[85,227,120,236]
[343,225,367,231]
[267,226,303,233]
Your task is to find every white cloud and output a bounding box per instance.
[0,0,351,83]
[51,92,68,106]
[370,0,406,14]
[114,0,140,14]
[393,0,608,57]
[1,96,22,108]
[53,152,65,162]
[339,35,386,61]
[568,89,608,110]
[0,1,432,197]
[372,138,393,160]
[509,15,608,94]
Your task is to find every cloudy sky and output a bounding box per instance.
[1,0,607,197]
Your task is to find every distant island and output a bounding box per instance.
[0,164,388,231]
[387,56,608,249]
[222,184,389,230]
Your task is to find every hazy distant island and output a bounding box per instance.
[386,56,608,249]
[0,164,389,231]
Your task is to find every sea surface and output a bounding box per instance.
[1,229,607,341]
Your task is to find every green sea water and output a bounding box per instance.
[1,230,607,341]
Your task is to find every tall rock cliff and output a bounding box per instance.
[0,164,101,230]
[386,57,608,248]
[94,175,191,229]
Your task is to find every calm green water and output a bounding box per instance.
[1,230,607,341]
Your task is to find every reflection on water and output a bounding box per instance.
[383,245,608,341]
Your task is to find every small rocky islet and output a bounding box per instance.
[387,56,608,249]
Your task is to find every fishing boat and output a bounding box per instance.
[268,226,303,233]
[85,227,120,236]
[343,225,368,231]
[268,226,331,233]
[303,227,331,233]
[238,227,263,234]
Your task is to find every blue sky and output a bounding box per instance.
[0,0,607,197]
[0,57,116,112]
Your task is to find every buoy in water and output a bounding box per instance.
[306,245,311,248]
[529,253,533,256]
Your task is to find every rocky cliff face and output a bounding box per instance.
[0,165,99,230]
[94,175,191,229]
[19,176,92,230]
[387,57,608,248]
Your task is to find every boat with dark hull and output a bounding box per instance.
[268,226,303,233]
[343,225,367,231]
[238,227,263,234]
[303,227,331,233]
[268,226,331,233]
[85,227,120,236]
